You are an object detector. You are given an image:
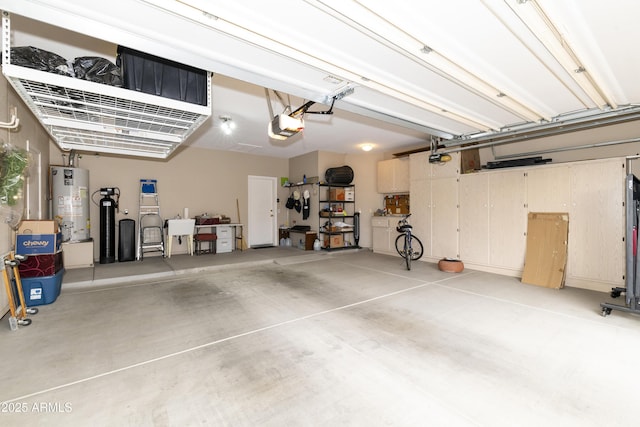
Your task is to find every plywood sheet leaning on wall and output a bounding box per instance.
[521,212,569,289]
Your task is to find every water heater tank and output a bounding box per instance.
[50,166,90,242]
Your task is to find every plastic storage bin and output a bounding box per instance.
[18,251,64,277]
[117,46,208,105]
[20,269,64,306]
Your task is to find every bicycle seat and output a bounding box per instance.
[397,224,412,232]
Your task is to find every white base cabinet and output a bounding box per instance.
[567,160,625,287]
[372,216,396,255]
[411,153,625,292]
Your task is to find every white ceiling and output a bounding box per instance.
[2,0,640,159]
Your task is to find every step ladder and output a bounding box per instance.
[137,179,165,260]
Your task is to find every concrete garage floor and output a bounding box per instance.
[1,248,640,426]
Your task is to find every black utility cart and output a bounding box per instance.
[601,173,640,317]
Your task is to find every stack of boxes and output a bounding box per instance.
[328,187,355,202]
[16,220,64,306]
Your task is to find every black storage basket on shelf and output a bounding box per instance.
[116,46,208,106]
[325,166,354,184]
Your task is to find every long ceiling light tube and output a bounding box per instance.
[311,0,547,123]
[509,0,616,110]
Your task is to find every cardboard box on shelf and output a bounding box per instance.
[324,234,344,248]
[18,220,58,234]
[329,188,345,201]
[460,148,481,174]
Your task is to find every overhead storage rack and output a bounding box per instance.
[1,12,211,159]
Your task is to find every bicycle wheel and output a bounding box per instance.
[395,234,407,258]
[410,235,424,261]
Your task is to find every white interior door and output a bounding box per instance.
[248,175,277,247]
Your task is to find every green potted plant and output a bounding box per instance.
[0,143,29,228]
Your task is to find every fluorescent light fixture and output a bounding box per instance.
[268,115,305,140]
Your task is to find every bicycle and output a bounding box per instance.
[395,213,424,270]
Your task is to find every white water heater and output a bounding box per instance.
[50,166,90,242]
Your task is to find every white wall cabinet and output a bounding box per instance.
[566,159,625,287]
[377,157,410,193]
[431,152,460,179]
[409,152,458,260]
[526,165,571,212]
[488,170,527,271]
[459,173,489,265]
[410,153,431,257]
[431,177,459,259]
[413,154,624,292]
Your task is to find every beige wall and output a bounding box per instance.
[345,151,385,249]
[479,120,640,166]
[1,76,51,314]
[49,144,289,259]
[285,150,382,249]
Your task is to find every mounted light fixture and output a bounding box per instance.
[361,143,374,152]
[220,115,236,135]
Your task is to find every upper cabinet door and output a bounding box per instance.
[431,152,460,179]
[377,158,410,193]
[526,165,571,212]
[410,152,430,182]
[377,160,394,193]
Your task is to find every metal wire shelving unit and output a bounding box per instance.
[1,12,211,159]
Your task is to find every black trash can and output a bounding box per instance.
[325,165,354,184]
[118,219,136,262]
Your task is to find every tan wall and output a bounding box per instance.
[479,120,640,166]
[285,151,381,249]
[288,152,319,185]
[49,144,289,259]
[1,75,51,314]
[345,151,385,249]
